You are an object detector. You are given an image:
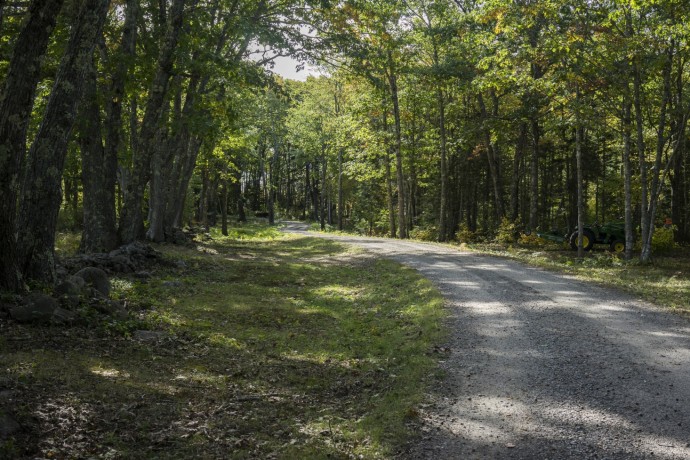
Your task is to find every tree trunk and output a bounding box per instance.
[477,92,505,222]
[79,54,118,253]
[91,0,137,248]
[622,91,634,260]
[320,155,327,230]
[119,0,187,243]
[529,121,540,231]
[384,152,396,238]
[633,61,649,262]
[641,46,673,262]
[304,162,311,220]
[575,88,585,258]
[17,0,110,283]
[268,137,279,225]
[221,178,229,235]
[0,0,65,290]
[387,52,406,238]
[438,87,448,242]
[337,148,343,230]
[511,123,527,222]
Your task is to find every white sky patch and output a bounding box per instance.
[270,55,320,81]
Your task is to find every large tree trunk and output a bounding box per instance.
[119,0,187,243]
[90,0,137,248]
[17,0,110,283]
[0,0,64,291]
[171,137,202,228]
[79,54,118,253]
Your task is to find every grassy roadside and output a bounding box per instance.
[469,243,690,315]
[311,225,690,315]
[0,223,445,459]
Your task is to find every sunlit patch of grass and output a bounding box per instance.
[1,222,446,459]
[54,231,81,257]
[209,222,284,241]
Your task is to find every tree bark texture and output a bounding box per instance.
[0,0,64,290]
[79,54,118,253]
[119,0,187,243]
[17,0,110,283]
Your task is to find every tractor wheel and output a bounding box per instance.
[569,229,595,251]
[610,239,625,253]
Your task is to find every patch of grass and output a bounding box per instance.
[54,231,81,257]
[0,223,445,459]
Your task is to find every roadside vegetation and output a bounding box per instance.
[312,220,690,315]
[0,223,445,459]
[473,241,690,316]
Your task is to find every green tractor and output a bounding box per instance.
[568,221,626,252]
[536,221,626,252]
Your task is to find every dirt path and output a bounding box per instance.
[282,222,690,459]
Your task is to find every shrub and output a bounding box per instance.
[455,223,476,244]
[518,232,547,247]
[409,225,438,242]
[495,217,520,245]
[651,226,678,252]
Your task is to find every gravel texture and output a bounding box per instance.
[283,222,690,459]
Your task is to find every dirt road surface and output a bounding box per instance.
[283,222,690,459]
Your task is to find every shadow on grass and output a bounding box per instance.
[0,234,444,459]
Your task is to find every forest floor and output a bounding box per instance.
[284,222,690,459]
[0,224,446,459]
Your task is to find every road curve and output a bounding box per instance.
[282,222,690,459]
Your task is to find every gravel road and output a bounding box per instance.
[282,222,690,459]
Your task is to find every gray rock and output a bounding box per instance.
[54,276,87,307]
[74,267,110,297]
[175,259,188,269]
[10,293,58,323]
[0,412,20,439]
[133,330,165,342]
[168,228,188,245]
[51,307,77,324]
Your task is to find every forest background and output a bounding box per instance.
[1,0,690,291]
